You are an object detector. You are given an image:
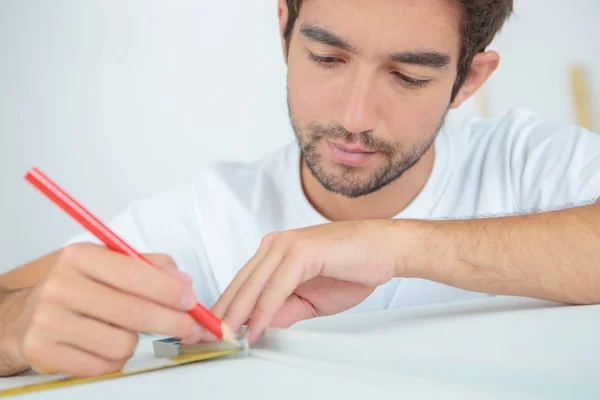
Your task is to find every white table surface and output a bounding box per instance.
[2,295,599,399]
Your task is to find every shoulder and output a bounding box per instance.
[459,107,600,155]
[438,108,600,214]
[457,108,600,211]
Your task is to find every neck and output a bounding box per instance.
[301,146,435,221]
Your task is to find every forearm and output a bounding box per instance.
[398,204,600,305]
[0,286,31,376]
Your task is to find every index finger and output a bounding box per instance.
[182,245,271,344]
[62,243,197,311]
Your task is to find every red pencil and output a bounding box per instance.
[24,167,238,346]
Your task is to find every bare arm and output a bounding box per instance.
[0,287,31,376]
[0,252,58,290]
[203,200,600,343]
[401,201,600,305]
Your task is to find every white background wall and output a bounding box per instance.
[1,0,599,272]
[453,0,600,127]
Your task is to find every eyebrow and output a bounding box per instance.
[299,23,356,53]
[300,22,452,70]
[390,52,452,69]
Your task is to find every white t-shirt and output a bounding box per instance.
[65,108,600,314]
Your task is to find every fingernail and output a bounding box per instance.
[181,289,197,310]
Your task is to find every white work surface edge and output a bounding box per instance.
[1,295,599,399]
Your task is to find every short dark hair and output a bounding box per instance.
[283,0,513,101]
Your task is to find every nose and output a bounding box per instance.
[335,68,379,135]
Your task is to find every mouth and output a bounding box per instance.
[326,140,378,167]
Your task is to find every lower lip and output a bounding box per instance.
[327,142,377,167]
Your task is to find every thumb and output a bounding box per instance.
[245,294,318,343]
[261,294,319,331]
[143,254,177,271]
[143,254,193,285]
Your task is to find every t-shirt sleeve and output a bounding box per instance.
[62,182,221,307]
[507,110,600,213]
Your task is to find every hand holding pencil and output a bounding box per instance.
[7,168,238,377]
[10,247,204,377]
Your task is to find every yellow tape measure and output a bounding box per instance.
[0,348,240,397]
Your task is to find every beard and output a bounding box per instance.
[288,100,447,199]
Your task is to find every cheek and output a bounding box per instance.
[380,84,451,143]
[287,59,339,125]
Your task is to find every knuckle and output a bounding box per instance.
[38,279,69,304]
[57,244,77,264]
[21,334,46,365]
[54,242,101,276]
[57,243,90,265]
[261,232,278,247]
[30,307,54,331]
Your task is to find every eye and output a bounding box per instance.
[307,51,343,68]
[393,72,431,89]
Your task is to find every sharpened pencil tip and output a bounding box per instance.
[221,322,247,349]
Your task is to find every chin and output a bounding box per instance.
[313,168,380,198]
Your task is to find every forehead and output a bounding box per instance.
[297,0,463,60]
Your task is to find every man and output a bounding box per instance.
[1,0,599,378]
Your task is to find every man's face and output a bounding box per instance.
[285,0,462,198]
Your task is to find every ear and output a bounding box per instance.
[450,50,500,109]
[278,0,290,62]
